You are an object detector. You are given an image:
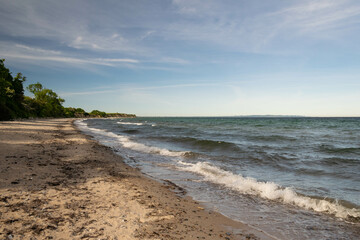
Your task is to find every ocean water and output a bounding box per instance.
[75,117,360,239]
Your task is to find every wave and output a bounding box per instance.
[318,145,360,154]
[117,121,157,127]
[117,121,144,126]
[173,137,240,152]
[75,120,187,157]
[247,134,297,142]
[320,157,359,166]
[177,161,360,220]
[122,129,140,134]
[145,136,242,154]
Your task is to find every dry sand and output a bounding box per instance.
[0,119,273,240]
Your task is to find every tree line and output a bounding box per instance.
[0,59,135,121]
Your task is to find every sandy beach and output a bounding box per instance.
[0,119,271,240]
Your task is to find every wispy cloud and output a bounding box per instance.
[169,0,360,52]
[96,58,139,63]
[3,54,139,66]
[1,0,360,68]
[268,0,360,33]
[1,43,139,67]
[60,82,222,96]
[15,44,62,55]
[67,33,150,55]
[153,57,191,65]
[0,1,152,56]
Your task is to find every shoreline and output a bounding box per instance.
[0,118,272,239]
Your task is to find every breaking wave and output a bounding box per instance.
[178,161,360,220]
[117,121,144,126]
[75,120,186,157]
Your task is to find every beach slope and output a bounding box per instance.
[0,119,269,239]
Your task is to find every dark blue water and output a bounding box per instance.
[76,117,360,239]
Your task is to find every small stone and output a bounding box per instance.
[245,233,256,239]
[47,225,57,230]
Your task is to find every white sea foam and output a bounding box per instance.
[178,161,360,219]
[75,120,186,157]
[117,121,144,126]
[117,121,157,127]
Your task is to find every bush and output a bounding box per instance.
[89,110,107,118]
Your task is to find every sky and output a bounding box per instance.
[1,0,360,117]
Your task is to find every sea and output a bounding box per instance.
[75,117,360,239]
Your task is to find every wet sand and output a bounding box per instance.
[0,119,272,240]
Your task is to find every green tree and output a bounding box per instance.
[74,108,88,117]
[0,59,26,120]
[64,107,76,117]
[1,59,127,120]
[23,96,42,117]
[64,107,88,118]
[90,110,106,118]
[27,82,65,117]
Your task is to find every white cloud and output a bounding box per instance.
[1,0,360,66]
[269,0,360,33]
[169,0,360,53]
[3,53,138,67]
[60,82,221,96]
[15,44,62,55]
[70,36,101,50]
[0,1,151,55]
[96,58,139,63]
[172,0,220,17]
[67,33,148,54]
[1,43,139,67]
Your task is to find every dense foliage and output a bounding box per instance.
[0,59,26,120]
[0,59,135,120]
[89,110,107,118]
[64,107,89,118]
[26,82,65,117]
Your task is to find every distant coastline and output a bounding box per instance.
[92,112,136,118]
[234,115,305,118]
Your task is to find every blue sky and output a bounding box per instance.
[1,0,360,116]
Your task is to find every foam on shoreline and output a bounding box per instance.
[76,119,187,157]
[177,161,360,220]
[76,119,360,221]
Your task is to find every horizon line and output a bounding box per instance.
[133,115,360,118]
